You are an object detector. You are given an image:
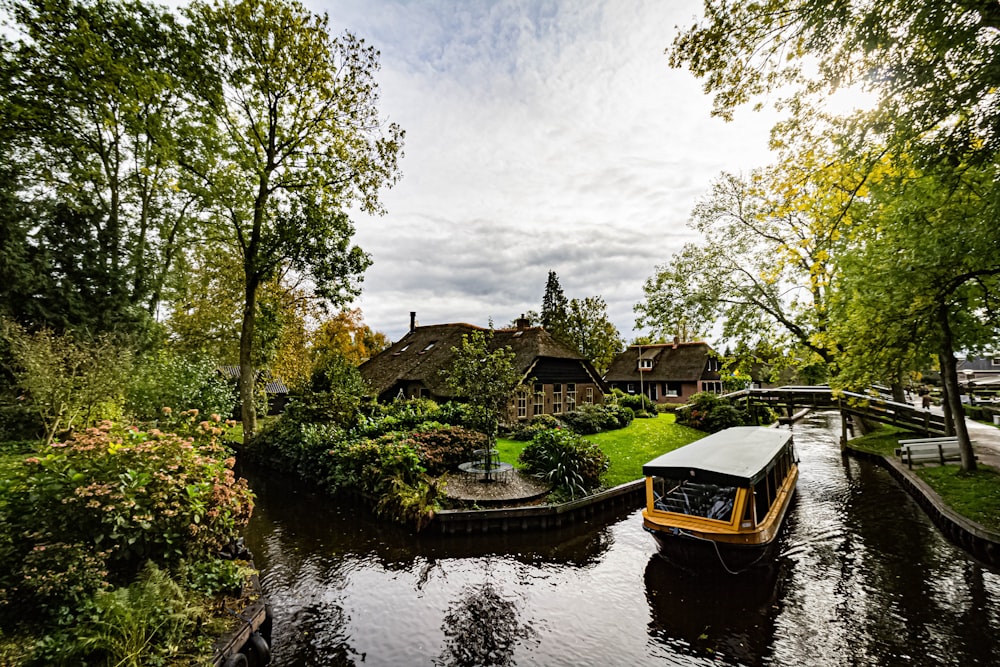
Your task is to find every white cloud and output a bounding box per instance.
[315,0,780,341]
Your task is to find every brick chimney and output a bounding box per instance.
[515,313,530,330]
[410,311,416,333]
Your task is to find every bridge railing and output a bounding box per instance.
[713,386,949,436]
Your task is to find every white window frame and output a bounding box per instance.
[553,383,563,414]
[566,383,576,411]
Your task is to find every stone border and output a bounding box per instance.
[847,447,1000,567]
[430,479,645,534]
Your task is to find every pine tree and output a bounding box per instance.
[540,270,568,337]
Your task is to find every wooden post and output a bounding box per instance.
[840,397,848,451]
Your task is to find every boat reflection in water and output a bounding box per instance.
[644,552,786,664]
[642,427,798,573]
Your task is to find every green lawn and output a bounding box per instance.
[496,413,706,488]
[847,427,1000,532]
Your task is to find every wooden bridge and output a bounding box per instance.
[720,386,949,440]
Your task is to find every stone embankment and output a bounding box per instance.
[848,415,1000,568]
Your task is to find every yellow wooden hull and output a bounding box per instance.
[642,465,798,571]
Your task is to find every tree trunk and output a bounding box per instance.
[937,307,976,471]
[240,273,260,443]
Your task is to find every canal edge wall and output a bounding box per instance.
[847,447,1000,568]
[210,559,274,667]
[431,479,646,534]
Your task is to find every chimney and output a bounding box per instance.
[410,311,416,333]
[515,313,530,331]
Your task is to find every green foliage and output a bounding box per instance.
[443,329,525,448]
[31,563,211,667]
[252,418,344,485]
[182,0,404,437]
[125,351,235,422]
[1,322,135,443]
[558,403,635,435]
[326,434,424,496]
[562,295,624,374]
[0,421,254,625]
[614,390,655,416]
[409,425,486,476]
[518,429,609,499]
[508,413,564,441]
[676,392,757,433]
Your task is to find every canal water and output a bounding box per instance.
[241,412,1000,666]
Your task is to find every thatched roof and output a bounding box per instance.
[359,322,603,399]
[604,342,718,382]
[217,366,289,394]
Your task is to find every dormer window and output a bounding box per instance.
[639,359,653,371]
[393,343,411,356]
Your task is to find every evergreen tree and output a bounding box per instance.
[540,270,568,338]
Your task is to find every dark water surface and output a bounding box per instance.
[242,413,1000,666]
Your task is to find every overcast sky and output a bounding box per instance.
[313,0,780,342]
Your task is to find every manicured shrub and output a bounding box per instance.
[559,404,634,435]
[519,429,609,498]
[676,392,756,433]
[508,413,564,441]
[616,391,658,415]
[0,420,254,624]
[409,425,487,476]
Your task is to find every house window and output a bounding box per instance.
[702,381,723,394]
[639,359,653,370]
[517,390,528,419]
[420,341,436,353]
[665,383,679,397]
[534,383,544,415]
[627,383,635,394]
[585,387,594,404]
[566,383,576,411]
[553,383,563,414]
[992,357,1000,367]
[706,357,719,372]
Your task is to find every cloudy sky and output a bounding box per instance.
[312,0,780,342]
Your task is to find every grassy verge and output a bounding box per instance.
[847,427,1000,533]
[496,413,706,489]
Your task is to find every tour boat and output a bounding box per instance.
[642,426,798,573]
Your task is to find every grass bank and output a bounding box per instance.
[847,427,1000,533]
[496,413,706,489]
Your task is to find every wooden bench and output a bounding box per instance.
[894,437,975,469]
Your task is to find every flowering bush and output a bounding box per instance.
[409,425,486,475]
[0,420,254,623]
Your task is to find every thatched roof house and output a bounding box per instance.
[604,341,721,404]
[359,315,608,420]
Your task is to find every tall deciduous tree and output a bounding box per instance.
[563,296,623,375]
[671,0,1000,164]
[1,0,194,332]
[831,162,1000,470]
[636,146,878,374]
[182,0,403,439]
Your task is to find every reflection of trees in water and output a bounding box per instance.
[273,597,360,666]
[436,581,536,667]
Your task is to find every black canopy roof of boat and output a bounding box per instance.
[642,426,793,487]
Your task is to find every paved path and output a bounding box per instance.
[965,416,1000,470]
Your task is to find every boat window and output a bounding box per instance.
[652,478,736,522]
[754,478,770,521]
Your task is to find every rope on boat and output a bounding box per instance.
[678,529,765,576]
